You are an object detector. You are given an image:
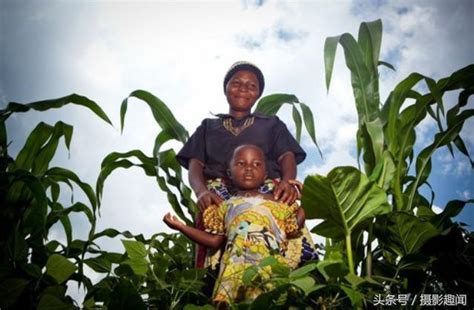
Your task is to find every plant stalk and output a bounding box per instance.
[345,233,355,278]
[366,221,373,278]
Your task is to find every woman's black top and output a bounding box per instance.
[176,113,306,180]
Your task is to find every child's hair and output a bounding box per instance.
[227,144,267,168]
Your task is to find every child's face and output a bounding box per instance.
[229,146,266,190]
[225,70,260,113]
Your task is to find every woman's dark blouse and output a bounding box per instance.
[176,113,306,180]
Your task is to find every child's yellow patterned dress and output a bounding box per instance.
[203,196,299,304]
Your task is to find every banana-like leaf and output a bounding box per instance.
[358,19,382,73]
[45,167,97,212]
[325,33,378,124]
[301,166,391,240]
[0,94,112,125]
[375,212,439,256]
[300,102,322,156]
[255,94,322,155]
[254,93,299,115]
[291,105,302,142]
[97,149,193,224]
[378,61,395,71]
[431,199,473,230]
[436,64,474,91]
[5,170,48,225]
[14,122,54,171]
[120,90,188,146]
[407,109,474,210]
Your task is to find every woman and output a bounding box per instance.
[176,61,309,268]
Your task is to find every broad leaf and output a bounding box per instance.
[376,212,439,256]
[45,254,77,284]
[302,166,391,240]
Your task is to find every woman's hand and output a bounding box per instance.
[197,190,224,212]
[163,213,184,231]
[273,179,303,205]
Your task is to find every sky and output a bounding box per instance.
[1,0,474,302]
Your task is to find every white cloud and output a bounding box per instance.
[3,1,474,304]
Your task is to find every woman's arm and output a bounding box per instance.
[189,159,223,211]
[296,207,305,229]
[274,152,299,204]
[163,213,225,249]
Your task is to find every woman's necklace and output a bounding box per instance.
[223,116,255,136]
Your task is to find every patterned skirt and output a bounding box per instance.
[195,178,318,270]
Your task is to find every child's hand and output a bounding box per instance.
[163,212,184,231]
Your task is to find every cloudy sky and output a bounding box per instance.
[1,0,473,297]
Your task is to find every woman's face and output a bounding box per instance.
[229,146,266,190]
[225,70,260,113]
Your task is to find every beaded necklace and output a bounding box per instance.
[222,116,255,136]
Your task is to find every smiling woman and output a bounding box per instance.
[175,60,307,268]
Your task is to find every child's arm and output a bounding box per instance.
[163,213,225,249]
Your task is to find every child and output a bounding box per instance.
[176,61,306,267]
[164,144,305,304]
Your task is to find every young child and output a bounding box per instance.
[164,144,305,304]
[176,61,306,268]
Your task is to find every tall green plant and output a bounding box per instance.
[0,95,112,309]
[299,19,473,307]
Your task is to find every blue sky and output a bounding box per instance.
[1,0,473,299]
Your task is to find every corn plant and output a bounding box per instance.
[0,95,112,309]
[297,19,474,308]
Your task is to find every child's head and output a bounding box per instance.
[228,144,267,190]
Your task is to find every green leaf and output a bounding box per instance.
[254,93,299,115]
[315,258,348,280]
[46,254,77,284]
[45,167,97,212]
[341,285,363,307]
[289,263,317,279]
[378,61,395,71]
[364,117,384,170]
[0,278,30,308]
[37,294,76,310]
[358,19,382,72]
[1,93,112,125]
[339,33,377,123]
[302,166,391,239]
[408,109,474,210]
[291,105,302,143]
[15,122,54,170]
[106,279,146,310]
[324,35,340,91]
[84,256,113,273]
[121,90,188,144]
[291,276,315,295]
[123,258,148,276]
[122,239,147,259]
[242,266,259,285]
[431,199,473,230]
[32,122,73,174]
[300,102,322,156]
[376,212,439,256]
